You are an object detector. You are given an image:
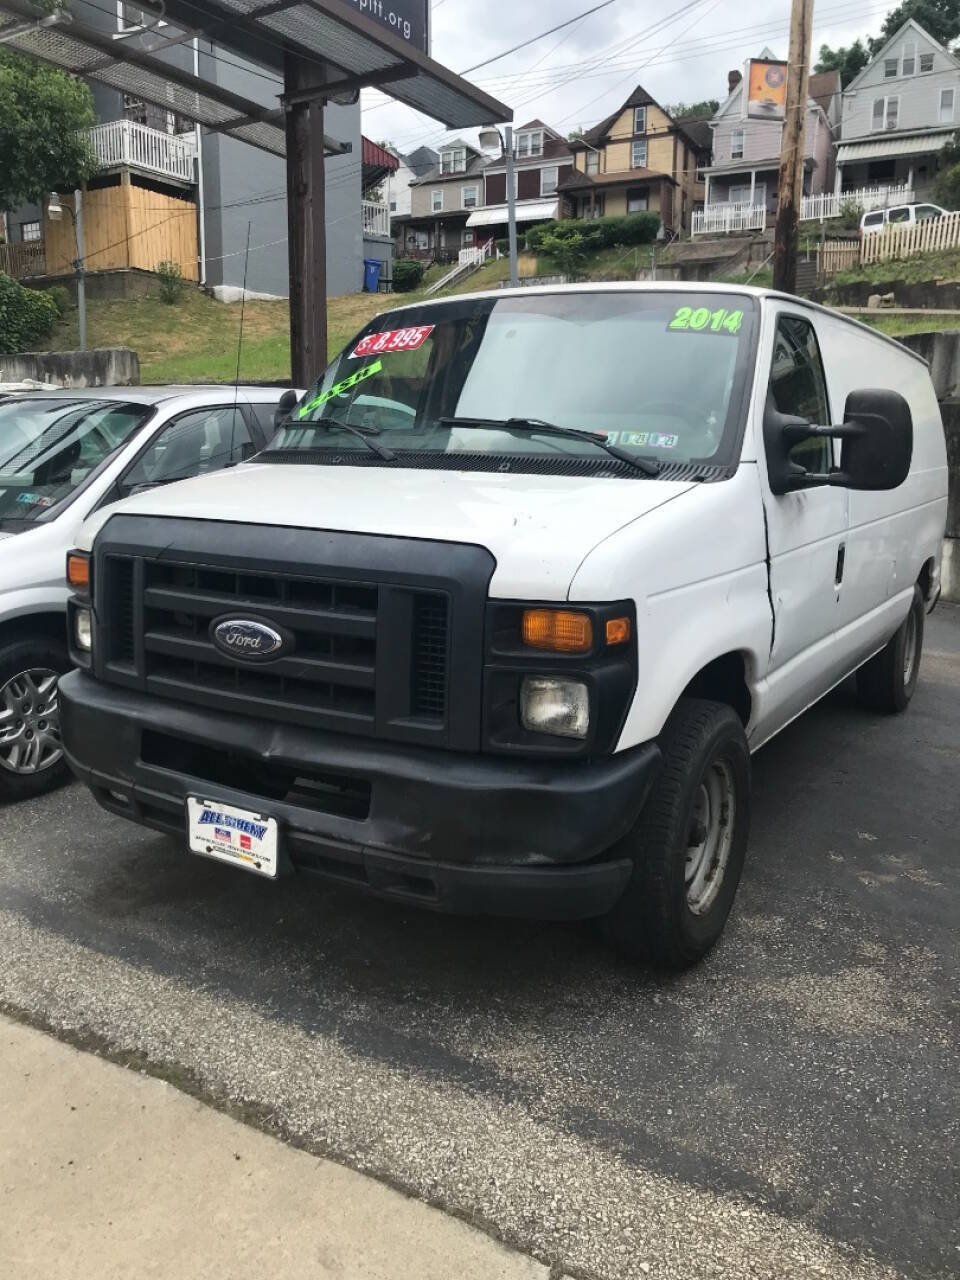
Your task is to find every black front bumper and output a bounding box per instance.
[59,672,661,920]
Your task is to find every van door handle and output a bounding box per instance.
[835,542,846,586]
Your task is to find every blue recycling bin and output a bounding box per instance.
[363,258,382,293]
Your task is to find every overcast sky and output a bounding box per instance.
[361,0,893,155]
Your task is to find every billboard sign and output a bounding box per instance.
[743,59,788,121]
[345,0,430,54]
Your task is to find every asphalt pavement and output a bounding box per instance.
[2,605,958,1280]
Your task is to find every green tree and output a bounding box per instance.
[664,99,720,118]
[934,128,960,206]
[814,39,870,87]
[870,0,960,51]
[539,230,588,280]
[0,49,98,209]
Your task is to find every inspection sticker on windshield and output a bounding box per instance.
[186,797,279,879]
[668,306,744,335]
[297,359,383,419]
[608,431,679,449]
[350,325,434,358]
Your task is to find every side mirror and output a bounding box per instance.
[763,388,913,495]
[274,388,299,432]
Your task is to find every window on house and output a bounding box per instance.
[585,150,600,174]
[919,52,934,72]
[389,200,397,212]
[884,57,899,78]
[20,221,41,243]
[626,188,649,211]
[541,166,559,196]
[940,88,955,123]
[463,230,475,246]
[516,131,544,158]
[432,189,443,211]
[440,149,466,174]
[901,42,916,75]
[696,162,707,183]
[872,96,899,130]
[461,185,479,208]
[731,128,744,160]
[634,106,646,133]
[632,139,648,168]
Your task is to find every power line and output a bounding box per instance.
[461,0,627,74]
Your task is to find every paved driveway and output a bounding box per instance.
[2,606,958,1280]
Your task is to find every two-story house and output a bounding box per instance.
[701,56,838,227]
[561,87,711,234]
[835,19,960,202]
[395,137,488,261]
[475,121,575,241]
[388,146,439,222]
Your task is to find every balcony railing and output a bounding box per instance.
[692,202,767,236]
[89,120,196,183]
[362,200,391,237]
[0,240,46,280]
[799,184,913,222]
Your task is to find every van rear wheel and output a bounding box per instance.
[856,585,924,714]
[600,699,750,970]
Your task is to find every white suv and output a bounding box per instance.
[860,202,947,233]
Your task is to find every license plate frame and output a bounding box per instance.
[186,797,279,879]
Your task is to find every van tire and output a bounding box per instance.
[856,586,924,714]
[0,635,72,803]
[599,698,750,970]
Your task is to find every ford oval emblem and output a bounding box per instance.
[210,617,289,663]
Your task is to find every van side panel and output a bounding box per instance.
[568,464,772,749]
[815,312,948,659]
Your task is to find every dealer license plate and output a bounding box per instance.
[186,798,279,879]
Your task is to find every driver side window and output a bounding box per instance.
[768,315,832,474]
[120,405,253,493]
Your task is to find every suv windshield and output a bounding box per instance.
[266,291,757,475]
[0,398,152,524]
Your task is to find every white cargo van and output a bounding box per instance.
[59,285,948,968]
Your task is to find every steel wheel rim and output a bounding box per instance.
[685,759,736,915]
[903,609,918,685]
[0,669,62,776]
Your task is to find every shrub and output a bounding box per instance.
[0,272,61,354]
[44,285,71,317]
[392,258,425,292]
[155,259,183,304]
[495,237,510,256]
[538,230,588,280]
[935,162,960,210]
[837,200,864,230]
[525,212,659,253]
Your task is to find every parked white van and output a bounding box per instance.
[59,285,948,968]
[860,201,947,233]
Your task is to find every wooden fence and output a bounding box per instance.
[860,211,960,265]
[817,240,860,277]
[0,241,46,279]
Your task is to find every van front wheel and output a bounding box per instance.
[600,699,751,969]
[856,585,924,714]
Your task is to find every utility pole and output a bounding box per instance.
[504,124,519,288]
[74,188,87,353]
[773,0,814,295]
[284,53,327,387]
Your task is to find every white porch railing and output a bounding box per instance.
[799,183,913,222]
[362,199,390,237]
[692,202,766,236]
[89,120,196,183]
[458,238,493,266]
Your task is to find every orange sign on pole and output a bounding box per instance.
[744,59,789,120]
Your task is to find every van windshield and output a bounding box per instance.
[266,291,758,475]
[0,398,151,525]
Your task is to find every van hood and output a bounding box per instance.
[77,462,695,598]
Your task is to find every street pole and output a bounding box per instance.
[74,188,87,353]
[284,53,328,387]
[504,124,519,288]
[773,0,815,295]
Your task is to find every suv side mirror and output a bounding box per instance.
[764,388,913,495]
[274,388,299,433]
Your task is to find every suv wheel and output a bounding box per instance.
[0,636,72,802]
[600,699,751,969]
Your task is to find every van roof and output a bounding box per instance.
[387,281,928,368]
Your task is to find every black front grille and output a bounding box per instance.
[413,594,448,717]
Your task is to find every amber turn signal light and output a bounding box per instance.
[522,609,593,653]
[605,617,631,646]
[67,552,90,590]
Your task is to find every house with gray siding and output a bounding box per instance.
[393,137,488,262]
[835,19,960,203]
[702,56,838,219]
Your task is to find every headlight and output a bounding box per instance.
[75,608,92,652]
[520,676,589,739]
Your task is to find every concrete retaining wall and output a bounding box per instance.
[900,332,960,602]
[0,348,139,388]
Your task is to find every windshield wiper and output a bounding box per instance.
[438,416,660,476]
[276,416,395,462]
